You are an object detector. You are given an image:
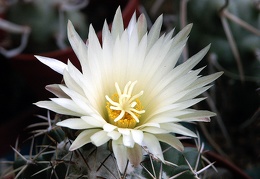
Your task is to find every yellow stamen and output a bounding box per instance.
[105,81,145,128]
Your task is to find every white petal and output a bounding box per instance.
[81,116,106,127]
[142,126,168,134]
[179,44,211,73]
[45,84,69,98]
[58,84,86,102]
[88,25,102,52]
[122,134,135,148]
[185,72,224,96]
[127,144,143,167]
[57,118,94,129]
[34,101,81,116]
[174,98,207,111]
[35,55,66,74]
[103,123,117,132]
[147,15,163,50]
[152,98,206,116]
[51,98,87,115]
[190,72,223,93]
[137,14,147,40]
[135,122,160,129]
[78,40,91,76]
[143,133,164,162]
[67,20,89,70]
[144,110,191,124]
[102,20,112,44]
[112,139,128,173]
[140,35,170,87]
[179,85,212,102]
[112,7,124,39]
[63,60,86,96]
[127,11,136,37]
[153,40,186,81]
[157,68,203,103]
[118,128,130,135]
[164,29,175,43]
[65,59,98,110]
[90,130,111,146]
[160,123,197,137]
[155,134,184,152]
[107,131,121,140]
[154,45,210,87]
[69,129,100,151]
[58,85,95,114]
[171,24,192,47]
[178,109,216,122]
[142,65,191,108]
[146,116,181,124]
[63,68,84,96]
[132,33,147,74]
[131,130,143,145]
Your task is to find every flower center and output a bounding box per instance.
[105,81,145,128]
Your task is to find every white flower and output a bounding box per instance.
[35,7,222,173]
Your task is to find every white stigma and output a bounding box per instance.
[105,81,145,122]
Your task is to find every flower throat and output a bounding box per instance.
[105,81,145,128]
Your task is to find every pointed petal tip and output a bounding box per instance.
[67,20,72,27]
[33,102,38,106]
[179,145,185,152]
[56,121,62,126]
[67,20,75,35]
[116,6,122,13]
[181,23,193,34]
[139,13,145,19]
[34,55,45,62]
[156,14,163,24]
[217,71,224,77]
[33,101,47,107]
[200,116,214,122]
[34,55,66,74]
[69,145,76,151]
[45,84,57,92]
[186,23,193,29]
[114,6,123,22]
[137,13,147,25]
[89,23,94,30]
[111,6,124,38]
[203,44,211,53]
[210,71,224,82]
[174,140,184,152]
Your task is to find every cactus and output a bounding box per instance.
[1,112,215,178]
[0,0,88,57]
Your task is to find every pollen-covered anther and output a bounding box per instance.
[105,81,145,128]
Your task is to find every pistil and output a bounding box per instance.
[105,81,145,128]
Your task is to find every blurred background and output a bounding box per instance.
[0,0,259,178]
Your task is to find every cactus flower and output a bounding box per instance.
[35,7,222,173]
